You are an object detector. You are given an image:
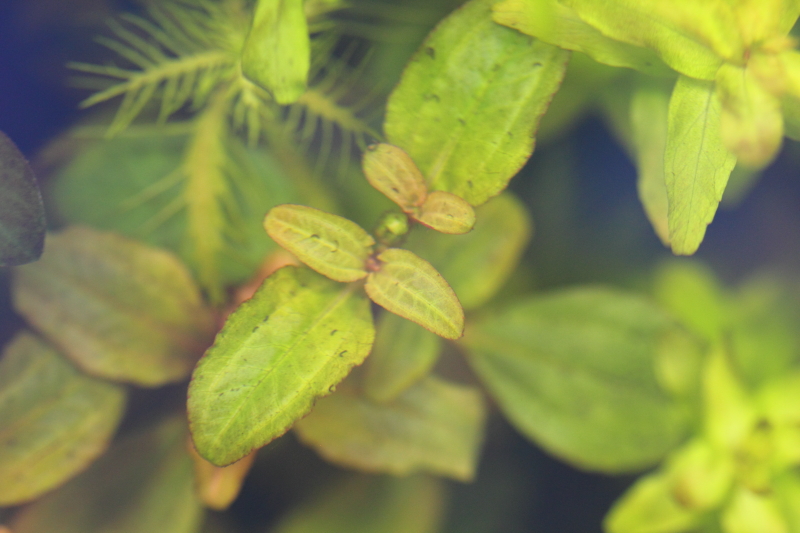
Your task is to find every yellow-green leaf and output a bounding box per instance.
[362,144,428,212]
[492,0,672,77]
[561,0,738,80]
[295,376,486,481]
[702,345,756,451]
[665,439,734,511]
[716,61,784,167]
[385,0,570,205]
[189,447,256,511]
[406,193,532,310]
[0,131,45,267]
[12,416,203,533]
[264,204,374,282]
[665,76,737,255]
[0,332,126,506]
[364,312,442,403]
[188,266,375,466]
[270,475,445,533]
[365,248,464,340]
[12,226,215,386]
[782,94,800,140]
[604,472,702,533]
[653,260,731,342]
[415,191,476,234]
[721,487,789,533]
[242,0,310,104]
[630,78,671,246]
[728,0,800,43]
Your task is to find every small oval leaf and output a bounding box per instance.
[188,266,375,466]
[365,248,464,340]
[0,332,127,505]
[12,226,215,387]
[0,131,45,267]
[264,204,375,282]
[362,144,428,211]
[415,191,476,234]
[295,376,486,481]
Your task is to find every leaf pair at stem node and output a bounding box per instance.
[362,143,477,235]
[264,203,465,340]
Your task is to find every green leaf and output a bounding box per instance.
[561,0,738,80]
[406,193,532,310]
[492,0,672,76]
[463,287,691,473]
[630,78,672,246]
[362,143,428,212]
[188,266,375,466]
[416,191,476,235]
[270,475,445,533]
[11,416,204,533]
[775,471,800,533]
[0,131,45,267]
[758,373,800,468]
[702,345,756,452]
[782,94,800,140]
[665,76,737,255]
[364,312,442,403]
[653,260,730,342]
[728,276,800,387]
[264,204,375,282]
[604,472,701,533]
[12,226,215,387]
[664,438,733,511]
[728,0,800,43]
[716,61,784,167]
[0,332,126,505]
[242,0,310,104]
[48,131,300,288]
[721,487,789,533]
[384,0,570,206]
[295,376,486,481]
[365,248,464,340]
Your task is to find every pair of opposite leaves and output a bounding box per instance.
[264,143,476,340]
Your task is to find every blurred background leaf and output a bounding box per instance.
[0,131,45,266]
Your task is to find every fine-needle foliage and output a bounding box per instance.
[6,1,800,532]
[68,0,379,301]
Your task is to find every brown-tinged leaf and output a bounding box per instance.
[415,191,476,235]
[362,144,428,212]
[264,204,374,282]
[365,248,464,340]
[189,444,256,511]
[12,226,215,386]
[0,332,126,505]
